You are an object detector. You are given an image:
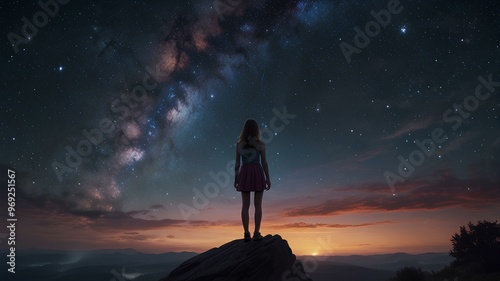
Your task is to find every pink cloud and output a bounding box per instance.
[284,170,500,217]
[272,221,394,229]
[380,117,433,140]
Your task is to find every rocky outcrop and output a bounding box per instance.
[159,234,312,281]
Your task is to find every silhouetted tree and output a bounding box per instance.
[449,220,500,272]
[390,266,429,281]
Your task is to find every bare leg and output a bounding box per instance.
[241,192,251,234]
[254,191,263,233]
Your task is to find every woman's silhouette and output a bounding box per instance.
[234,119,271,242]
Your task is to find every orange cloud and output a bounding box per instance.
[272,221,394,229]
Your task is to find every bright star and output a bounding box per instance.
[400,26,407,34]
[58,66,63,71]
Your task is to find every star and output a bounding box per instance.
[400,26,407,34]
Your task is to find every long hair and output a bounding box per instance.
[238,119,261,145]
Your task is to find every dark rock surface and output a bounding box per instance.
[159,234,312,281]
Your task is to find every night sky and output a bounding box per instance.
[1,0,499,255]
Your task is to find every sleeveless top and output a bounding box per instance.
[240,146,261,164]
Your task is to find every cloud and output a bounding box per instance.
[119,234,154,241]
[13,187,215,233]
[335,178,427,194]
[437,131,481,155]
[12,182,248,235]
[341,147,388,172]
[380,117,433,140]
[150,204,166,210]
[284,170,500,217]
[273,221,394,229]
[354,147,386,162]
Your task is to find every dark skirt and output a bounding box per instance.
[237,163,266,192]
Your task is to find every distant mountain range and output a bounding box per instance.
[0,248,452,281]
[300,252,453,272]
[1,248,197,281]
[298,252,453,281]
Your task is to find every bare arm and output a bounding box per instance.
[260,143,271,190]
[234,142,241,188]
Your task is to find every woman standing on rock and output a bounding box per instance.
[234,119,271,242]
